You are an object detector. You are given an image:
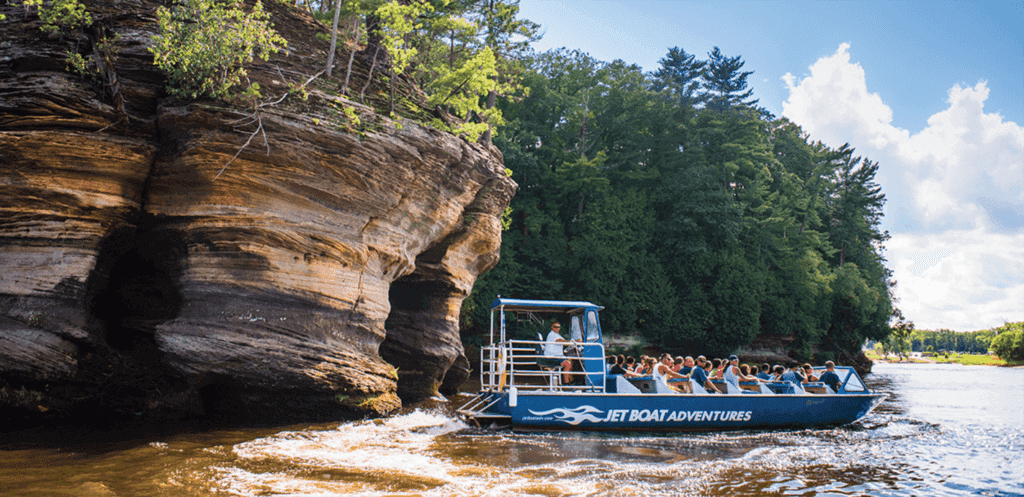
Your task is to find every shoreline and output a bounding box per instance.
[871,357,1023,367]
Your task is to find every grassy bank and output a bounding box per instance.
[930,352,1020,366]
[865,350,1022,366]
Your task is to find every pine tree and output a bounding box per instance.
[703,46,757,111]
[650,46,706,109]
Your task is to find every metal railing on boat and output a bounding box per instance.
[455,391,511,424]
[479,340,606,393]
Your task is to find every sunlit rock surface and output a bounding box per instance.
[0,0,514,425]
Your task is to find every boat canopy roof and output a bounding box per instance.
[490,297,603,314]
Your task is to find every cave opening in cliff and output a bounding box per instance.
[382,275,468,401]
[90,242,182,352]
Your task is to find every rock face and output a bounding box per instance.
[0,0,514,425]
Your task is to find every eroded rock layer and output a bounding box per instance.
[0,0,514,425]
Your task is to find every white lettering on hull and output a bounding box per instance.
[527,406,754,425]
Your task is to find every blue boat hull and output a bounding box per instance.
[488,391,886,431]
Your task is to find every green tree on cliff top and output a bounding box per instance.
[150,0,287,99]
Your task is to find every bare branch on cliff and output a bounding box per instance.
[214,70,324,180]
[90,27,129,134]
[342,16,360,96]
[360,46,381,104]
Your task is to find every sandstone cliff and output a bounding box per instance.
[0,0,515,425]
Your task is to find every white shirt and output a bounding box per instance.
[652,362,670,382]
[544,330,565,357]
[723,365,739,388]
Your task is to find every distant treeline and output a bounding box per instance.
[461,45,895,361]
[906,329,996,354]
[877,322,1023,361]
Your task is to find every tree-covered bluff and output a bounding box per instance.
[463,47,896,368]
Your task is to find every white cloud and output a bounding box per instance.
[782,43,1024,331]
[887,230,1023,330]
[781,43,909,150]
[897,83,1024,231]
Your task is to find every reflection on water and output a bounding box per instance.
[1,363,1022,496]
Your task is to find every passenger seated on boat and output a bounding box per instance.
[672,356,685,372]
[723,355,755,390]
[540,321,574,384]
[694,355,706,370]
[757,363,773,381]
[740,364,761,381]
[772,365,785,380]
[684,356,721,393]
[710,358,725,379]
[607,355,627,375]
[640,357,656,374]
[781,362,806,384]
[802,363,819,382]
[654,353,692,393]
[624,357,655,378]
[624,356,636,373]
[680,356,695,375]
[635,356,653,376]
[818,361,842,393]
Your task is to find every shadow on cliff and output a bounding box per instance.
[382,276,470,402]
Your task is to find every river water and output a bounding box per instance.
[2,363,1022,496]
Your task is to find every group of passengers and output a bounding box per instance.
[603,353,843,393]
[541,320,841,392]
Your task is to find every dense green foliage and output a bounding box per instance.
[462,47,896,360]
[989,322,1024,361]
[277,0,537,141]
[400,0,539,141]
[36,0,92,35]
[150,0,287,99]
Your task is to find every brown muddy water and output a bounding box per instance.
[1,363,1022,496]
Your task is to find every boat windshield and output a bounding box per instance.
[585,310,600,342]
[842,370,866,392]
[570,315,583,341]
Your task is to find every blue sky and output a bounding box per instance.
[519,1,1023,131]
[518,0,1024,331]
